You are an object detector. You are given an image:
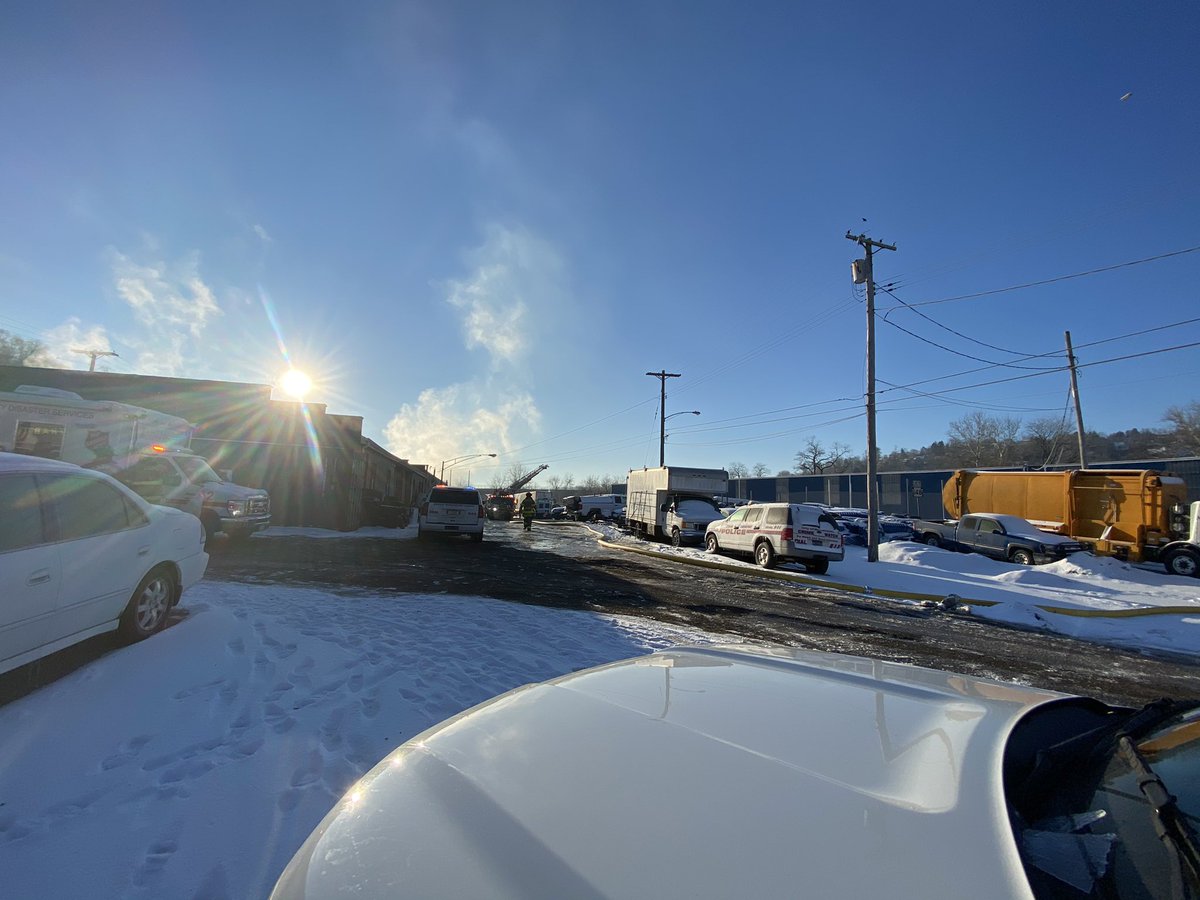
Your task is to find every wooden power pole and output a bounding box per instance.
[646,370,681,467]
[846,231,896,563]
[1064,331,1088,469]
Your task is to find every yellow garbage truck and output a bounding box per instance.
[941,468,1199,576]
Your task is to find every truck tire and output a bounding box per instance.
[201,512,220,542]
[1010,547,1035,566]
[754,540,776,569]
[1164,547,1200,578]
[921,533,940,548]
[804,557,830,575]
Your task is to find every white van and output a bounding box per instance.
[564,494,624,521]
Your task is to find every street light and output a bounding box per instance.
[439,453,497,482]
[660,411,700,465]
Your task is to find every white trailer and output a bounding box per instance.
[626,466,728,546]
[0,385,192,466]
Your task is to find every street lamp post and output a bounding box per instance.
[438,453,497,482]
[661,411,700,465]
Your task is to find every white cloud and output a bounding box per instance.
[384,225,570,470]
[108,249,222,376]
[444,224,565,368]
[383,383,541,469]
[27,318,115,370]
[253,224,272,244]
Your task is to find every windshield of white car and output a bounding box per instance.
[1011,699,1200,898]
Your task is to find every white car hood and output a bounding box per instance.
[273,646,1067,900]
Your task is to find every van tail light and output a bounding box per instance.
[420,502,428,516]
[478,504,486,519]
[782,527,793,542]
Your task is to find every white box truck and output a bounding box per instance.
[626,466,728,546]
[0,385,270,539]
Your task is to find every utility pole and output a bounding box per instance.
[72,348,119,372]
[1064,331,1088,469]
[846,230,896,563]
[646,370,681,467]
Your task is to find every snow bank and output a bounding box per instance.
[588,525,1200,658]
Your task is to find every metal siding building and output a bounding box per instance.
[728,457,1200,517]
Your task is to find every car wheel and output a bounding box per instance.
[588,510,602,523]
[921,533,940,548]
[1010,548,1035,566]
[1164,547,1200,578]
[705,533,720,554]
[120,567,176,641]
[755,540,776,569]
[804,557,830,575]
[671,528,682,547]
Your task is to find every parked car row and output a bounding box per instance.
[0,452,209,676]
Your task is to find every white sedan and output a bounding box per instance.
[272,645,1200,899]
[0,452,209,676]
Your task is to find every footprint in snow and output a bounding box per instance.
[132,839,179,887]
[100,734,153,771]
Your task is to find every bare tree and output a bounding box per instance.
[503,461,528,488]
[776,469,793,477]
[579,475,606,494]
[0,330,44,366]
[994,415,1023,465]
[751,463,770,477]
[547,475,564,500]
[948,412,996,466]
[727,461,749,478]
[948,412,1022,466]
[1165,402,1200,455]
[1023,416,1071,467]
[794,437,850,474]
[561,472,574,493]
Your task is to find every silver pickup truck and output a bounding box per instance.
[912,512,1084,565]
[106,448,271,540]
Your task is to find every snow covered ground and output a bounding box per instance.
[0,584,727,899]
[587,524,1200,658]
[2,522,1198,898]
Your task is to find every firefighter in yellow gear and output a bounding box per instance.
[519,493,537,531]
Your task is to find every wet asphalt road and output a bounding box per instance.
[201,519,1200,708]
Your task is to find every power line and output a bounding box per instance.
[877,284,1036,356]
[892,245,1200,309]
[880,338,1200,399]
[879,315,1200,395]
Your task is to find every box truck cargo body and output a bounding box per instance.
[626,466,728,545]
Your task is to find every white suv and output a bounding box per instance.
[704,502,844,573]
[418,487,486,541]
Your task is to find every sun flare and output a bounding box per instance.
[279,368,313,399]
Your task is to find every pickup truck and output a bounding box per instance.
[911,512,1085,565]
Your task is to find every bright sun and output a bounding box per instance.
[279,368,313,399]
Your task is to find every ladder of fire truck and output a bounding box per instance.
[505,464,549,494]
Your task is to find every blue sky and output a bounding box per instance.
[2,1,1198,485]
